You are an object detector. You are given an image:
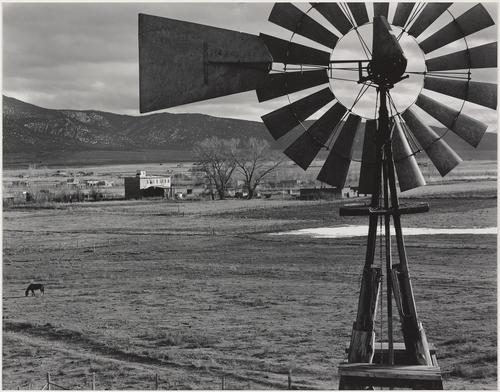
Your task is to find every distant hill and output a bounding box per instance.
[2,95,497,167]
[3,95,271,152]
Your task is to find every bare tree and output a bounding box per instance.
[193,137,237,200]
[232,138,283,199]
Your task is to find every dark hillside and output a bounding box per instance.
[3,95,496,166]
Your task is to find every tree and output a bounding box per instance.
[232,138,283,199]
[193,137,237,200]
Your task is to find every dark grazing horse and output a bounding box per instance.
[25,283,44,296]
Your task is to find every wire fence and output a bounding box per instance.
[23,370,296,390]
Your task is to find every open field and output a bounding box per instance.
[3,180,497,389]
[2,150,195,169]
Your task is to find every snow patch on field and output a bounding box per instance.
[272,226,497,239]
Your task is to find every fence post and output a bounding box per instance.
[221,375,225,390]
[92,372,96,390]
[288,369,292,389]
[155,373,159,390]
[47,372,51,391]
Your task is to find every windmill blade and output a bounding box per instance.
[407,3,452,39]
[419,4,494,54]
[260,34,330,66]
[311,3,352,35]
[358,120,378,194]
[139,14,272,113]
[415,94,489,147]
[424,76,497,110]
[392,121,426,192]
[261,87,335,140]
[402,108,462,176]
[426,42,497,71]
[347,3,369,26]
[256,69,329,102]
[284,102,347,170]
[269,3,339,49]
[317,114,361,187]
[392,3,415,28]
[373,3,389,19]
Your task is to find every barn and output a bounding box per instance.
[124,170,172,199]
[299,187,358,200]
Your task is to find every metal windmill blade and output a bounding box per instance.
[418,4,494,54]
[402,107,463,176]
[261,87,334,140]
[256,69,329,102]
[347,3,369,26]
[268,3,339,49]
[414,94,489,148]
[311,3,352,35]
[423,77,497,110]
[392,3,415,28]
[358,120,378,194]
[426,42,497,71]
[284,102,347,170]
[316,114,362,188]
[392,121,426,192]
[407,3,452,38]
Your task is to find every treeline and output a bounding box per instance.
[193,137,283,200]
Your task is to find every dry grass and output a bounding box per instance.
[2,179,497,389]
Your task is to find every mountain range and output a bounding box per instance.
[2,95,497,167]
[3,95,272,152]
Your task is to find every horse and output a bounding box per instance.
[25,283,44,297]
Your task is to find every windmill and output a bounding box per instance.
[138,2,497,389]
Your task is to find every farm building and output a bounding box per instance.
[85,180,100,187]
[299,187,358,200]
[66,178,80,186]
[84,179,113,187]
[124,170,172,199]
[170,172,206,198]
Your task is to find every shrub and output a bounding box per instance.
[89,187,103,201]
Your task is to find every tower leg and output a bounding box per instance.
[348,214,382,363]
[386,144,432,366]
[392,226,432,366]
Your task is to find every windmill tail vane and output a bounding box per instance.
[138,2,496,389]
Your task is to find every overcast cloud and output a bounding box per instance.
[3,2,497,130]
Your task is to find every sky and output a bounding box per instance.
[3,2,498,131]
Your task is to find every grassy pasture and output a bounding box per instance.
[2,180,497,389]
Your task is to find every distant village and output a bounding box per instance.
[124,170,360,200]
[3,165,361,205]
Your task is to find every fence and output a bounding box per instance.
[24,370,296,390]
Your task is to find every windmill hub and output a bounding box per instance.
[329,23,425,119]
[366,57,407,88]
